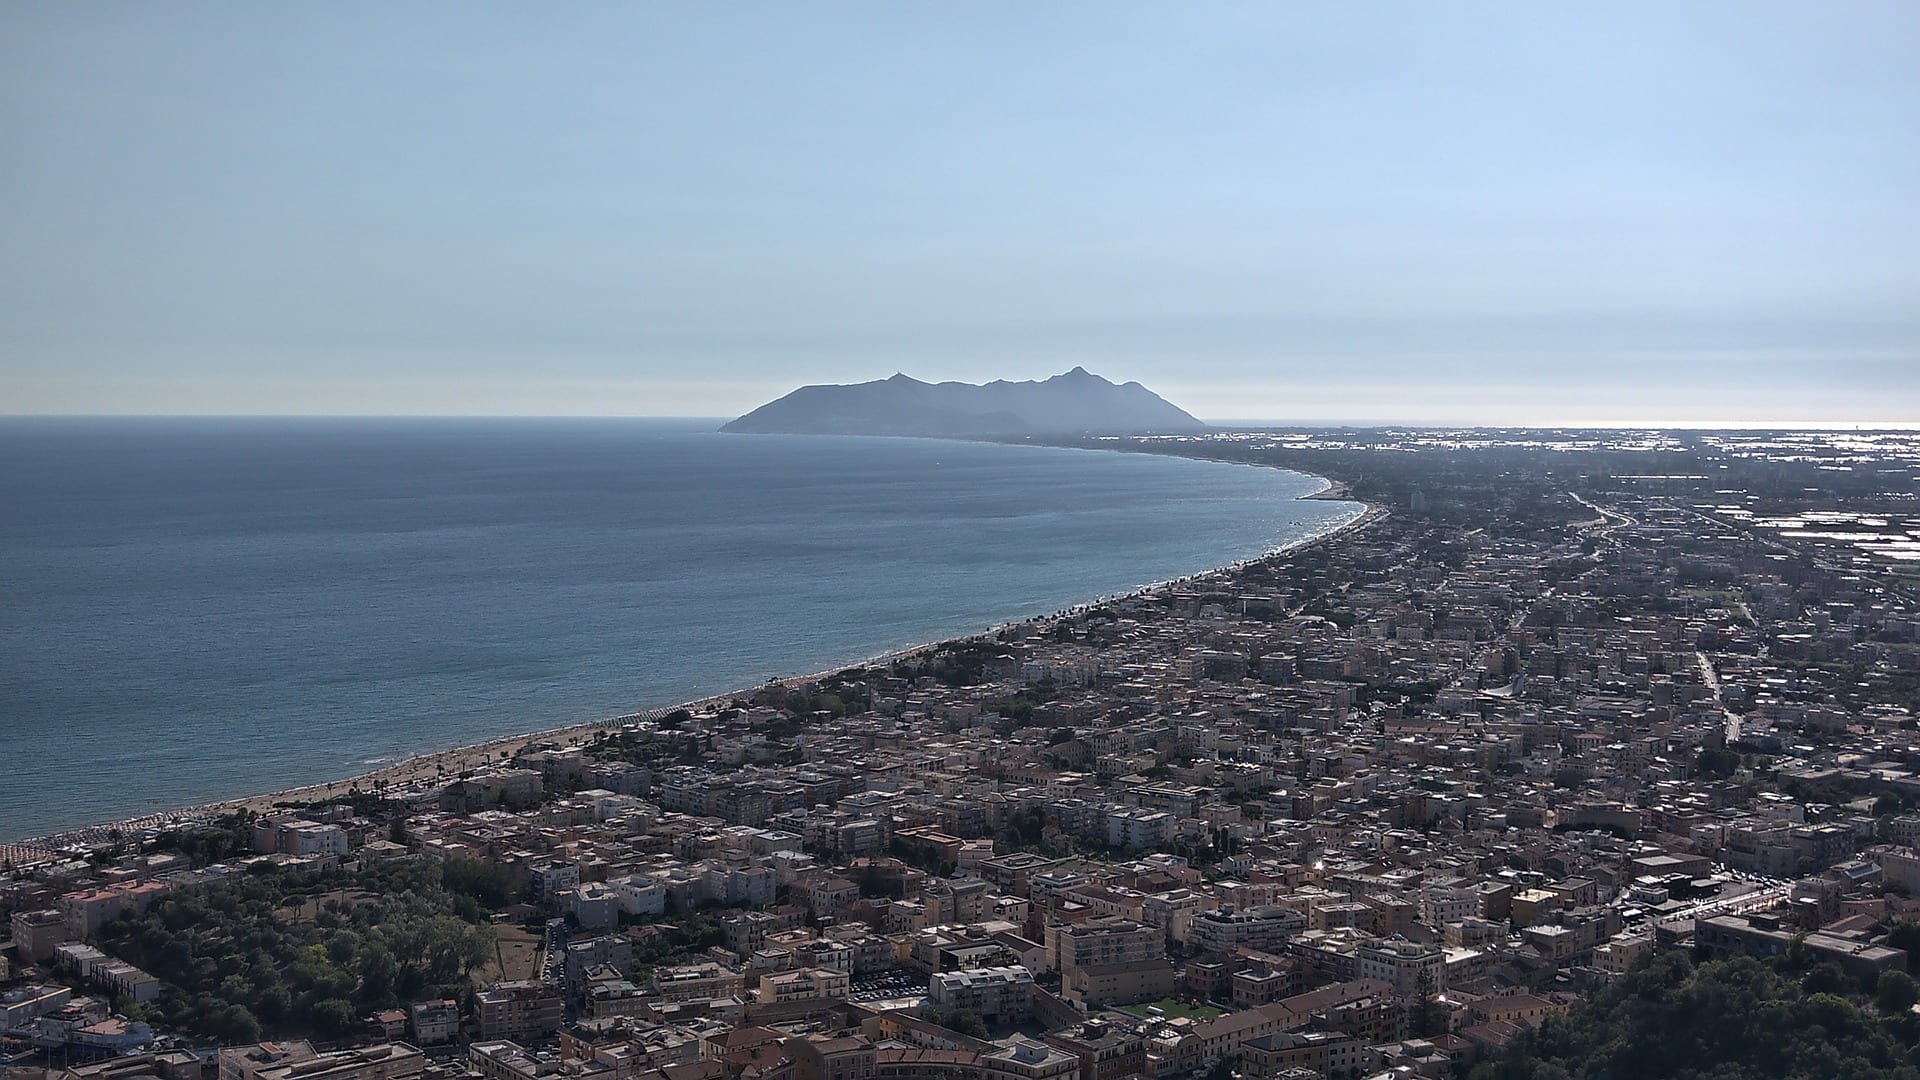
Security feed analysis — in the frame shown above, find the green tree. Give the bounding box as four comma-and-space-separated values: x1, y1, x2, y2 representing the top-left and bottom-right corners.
327, 929, 360, 965
310, 998, 357, 1035
1468, 952, 1920, 1080
1879, 970, 1919, 1014
215, 1005, 261, 1044
941, 1009, 988, 1038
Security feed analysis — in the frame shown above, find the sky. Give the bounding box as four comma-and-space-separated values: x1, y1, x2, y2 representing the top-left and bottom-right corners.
2, 3, 1917, 424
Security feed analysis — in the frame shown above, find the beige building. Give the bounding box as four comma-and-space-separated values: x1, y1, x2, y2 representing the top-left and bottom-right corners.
979, 1039, 1079, 1080
410, 1000, 461, 1045
1241, 1030, 1368, 1080
11, 910, 69, 963
254, 1045, 422, 1080
1355, 936, 1446, 999
1049, 918, 1163, 974
790, 1035, 876, 1080
1062, 959, 1177, 1008
653, 962, 747, 1003
220, 1042, 318, 1080
475, 982, 565, 1040
758, 967, 851, 1005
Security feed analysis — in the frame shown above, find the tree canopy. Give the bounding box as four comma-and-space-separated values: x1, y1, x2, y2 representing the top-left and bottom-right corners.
1471, 952, 1920, 1080
97, 858, 494, 1040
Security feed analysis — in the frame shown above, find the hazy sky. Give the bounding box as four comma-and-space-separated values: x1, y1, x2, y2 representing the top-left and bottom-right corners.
3, 3, 1917, 423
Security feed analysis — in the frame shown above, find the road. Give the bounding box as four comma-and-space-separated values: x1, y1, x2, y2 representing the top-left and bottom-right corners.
1653, 883, 1790, 933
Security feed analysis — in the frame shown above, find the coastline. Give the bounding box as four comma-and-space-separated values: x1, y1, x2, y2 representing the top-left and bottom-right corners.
6, 464, 1382, 857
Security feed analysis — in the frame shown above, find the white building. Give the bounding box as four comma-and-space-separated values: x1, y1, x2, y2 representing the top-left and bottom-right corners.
1355, 936, 1446, 999
527, 862, 580, 903
929, 965, 1034, 1021
1105, 809, 1175, 851
611, 875, 666, 917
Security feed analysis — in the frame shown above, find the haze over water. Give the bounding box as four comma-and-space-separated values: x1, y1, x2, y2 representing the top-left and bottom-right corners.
0, 419, 1358, 840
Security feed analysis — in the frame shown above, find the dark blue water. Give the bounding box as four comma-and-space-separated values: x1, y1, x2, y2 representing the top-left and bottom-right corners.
0, 418, 1357, 839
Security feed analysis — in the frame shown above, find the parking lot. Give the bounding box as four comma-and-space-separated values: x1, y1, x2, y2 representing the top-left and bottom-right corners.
848, 969, 926, 1005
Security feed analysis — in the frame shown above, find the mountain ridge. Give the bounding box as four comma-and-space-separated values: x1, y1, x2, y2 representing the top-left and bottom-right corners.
720, 368, 1207, 437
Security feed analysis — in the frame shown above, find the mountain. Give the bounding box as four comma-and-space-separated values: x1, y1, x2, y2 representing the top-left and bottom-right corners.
720, 368, 1207, 437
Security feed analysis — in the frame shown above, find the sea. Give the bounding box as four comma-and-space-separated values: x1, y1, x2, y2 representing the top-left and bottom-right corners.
0, 418, 1359, 841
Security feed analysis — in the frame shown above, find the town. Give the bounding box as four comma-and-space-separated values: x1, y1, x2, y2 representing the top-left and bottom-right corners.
7, 428, 1920, 1080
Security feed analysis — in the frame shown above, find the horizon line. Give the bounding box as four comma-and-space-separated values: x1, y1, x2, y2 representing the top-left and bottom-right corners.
5, 413, 1920, 432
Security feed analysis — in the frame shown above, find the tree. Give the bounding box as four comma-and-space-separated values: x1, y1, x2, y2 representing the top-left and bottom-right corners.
95, 855, 498, 1041
1694, 747, 1741, 779
215, 1005, 261, 1044
327, 929, 360, 965
940, 1009, 988, 1038
1467, 953, 1920, 1080
1879, 970, 1918, 1014
1887, 919, 1920, 962
1410, 966, 1448, 1037
310, 998, 357, 1035
1785, 931, 1810, 969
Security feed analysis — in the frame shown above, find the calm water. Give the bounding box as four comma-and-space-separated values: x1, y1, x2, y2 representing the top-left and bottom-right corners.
0, 418, 1357, 839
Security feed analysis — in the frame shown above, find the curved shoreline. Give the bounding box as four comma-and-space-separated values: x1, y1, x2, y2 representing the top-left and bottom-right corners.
5, 466, 1380, 855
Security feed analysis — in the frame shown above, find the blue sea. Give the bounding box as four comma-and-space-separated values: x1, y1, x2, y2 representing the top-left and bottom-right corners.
0, 418, 1357, 840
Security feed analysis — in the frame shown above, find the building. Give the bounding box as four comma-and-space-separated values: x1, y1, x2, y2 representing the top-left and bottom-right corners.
466, 1042, 541, 1080
252, 817, 350, 858
1105, 810, 1175, 852
220, 1043, 319, 1080
1047, 917, 1173, 1006
12, 910, 69, 962
924, 877, 992, 925
789, 1035, 876, 1080
0, 985, 74, 1034
758, 967, 850, 1005
366, 1011, 408, 1041
1421, 887, 1480, 928
583, 980, 646, 1019
1189, 907, 1306, 954
528, 863, 581, 904
1241, 1030, 1369, 1080
1050, 918, 1163, 975
981, 853, 1059, 897
29, 1010, 156, 1057
611, 876, 667, 917
1696, 914, 1907, 980
566, 934, 634, 983
928, 966, 1033, 1021
653, 962, 746, 1003
1354, 936, 1446, 1000
1061, 958, 1177, 1008
474, 983, 565, 1040
1044, 1020, 1147, 1080
253, 1046, 422, 1080
979, 1039, 1079, 1080
569, 883, 620, 932
54, 946, 160, 1004
409, 1000, 461, 1045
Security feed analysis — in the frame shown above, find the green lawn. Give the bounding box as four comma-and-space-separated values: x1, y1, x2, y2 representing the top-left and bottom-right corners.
1118, 997, 1223, 1021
